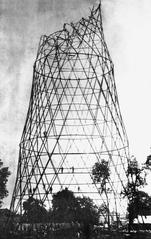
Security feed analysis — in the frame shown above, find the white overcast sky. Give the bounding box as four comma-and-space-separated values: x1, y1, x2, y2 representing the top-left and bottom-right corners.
0, 0, 151, 207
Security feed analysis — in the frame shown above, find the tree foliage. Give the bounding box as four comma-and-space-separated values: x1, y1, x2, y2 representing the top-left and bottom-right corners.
124, 157, 146, 200
23, 197, 48, 223
75, 196, 99, 226
92, 160, 110, 193
127, 158, 146, 190
51, 188, 99, 227
128, 191, 151, 220
123, 157, 149, 230
0, 159, 11, 207
92, 159, 110, 228
52, 188, 77, 223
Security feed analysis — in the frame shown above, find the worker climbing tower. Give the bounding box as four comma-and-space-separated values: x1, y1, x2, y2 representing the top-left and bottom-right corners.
10, 3, 130, 223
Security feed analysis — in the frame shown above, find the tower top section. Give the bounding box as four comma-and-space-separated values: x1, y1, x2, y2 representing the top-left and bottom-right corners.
35, 3, 105, 61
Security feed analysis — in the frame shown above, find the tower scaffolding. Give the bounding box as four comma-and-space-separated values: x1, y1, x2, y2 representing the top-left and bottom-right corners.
10, 3, 130, 223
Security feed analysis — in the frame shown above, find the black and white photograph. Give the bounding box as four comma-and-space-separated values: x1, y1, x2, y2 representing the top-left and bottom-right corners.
0, 0, 151, 238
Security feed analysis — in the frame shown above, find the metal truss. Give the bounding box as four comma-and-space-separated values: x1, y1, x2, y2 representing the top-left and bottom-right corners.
10, 3, 130, 224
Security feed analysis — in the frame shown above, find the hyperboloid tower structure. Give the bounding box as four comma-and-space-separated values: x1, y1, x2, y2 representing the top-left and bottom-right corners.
10, 3, 130, 223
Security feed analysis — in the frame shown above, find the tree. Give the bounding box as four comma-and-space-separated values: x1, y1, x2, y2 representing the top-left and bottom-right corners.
75, 196, 99, 239
75, 196, 99, 224
127, 191, 151, 223
23, 197, 48, 223
122, 157, 148, 231
51, 188, 100, 238
0, 159, 11, 207
52, 188, 77, 223
92, 159, 110, 228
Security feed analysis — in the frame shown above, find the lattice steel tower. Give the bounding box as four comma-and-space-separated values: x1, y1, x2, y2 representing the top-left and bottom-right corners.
10, 3, 130, 222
